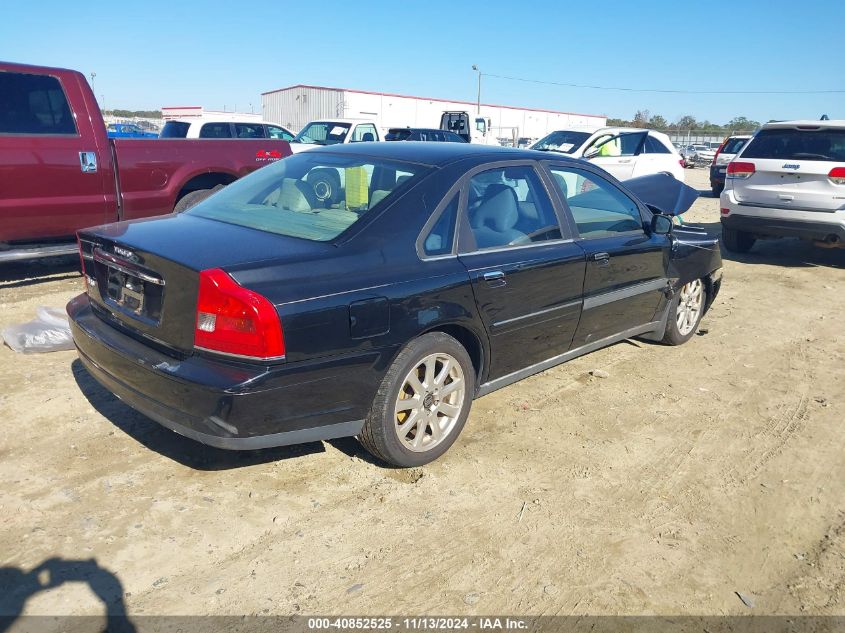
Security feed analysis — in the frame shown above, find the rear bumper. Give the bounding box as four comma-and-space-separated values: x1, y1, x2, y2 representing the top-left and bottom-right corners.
720, 213, 845, 242
68, 294, 382, 450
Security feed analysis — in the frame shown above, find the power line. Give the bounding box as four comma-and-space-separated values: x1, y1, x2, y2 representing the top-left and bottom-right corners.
483, 73, 845, 95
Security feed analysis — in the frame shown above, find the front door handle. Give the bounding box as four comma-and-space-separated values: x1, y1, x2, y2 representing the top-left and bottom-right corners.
483, 270, 506, 287
592, 252, 610, 267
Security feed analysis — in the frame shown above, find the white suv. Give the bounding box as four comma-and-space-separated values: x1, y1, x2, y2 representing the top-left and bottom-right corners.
531, 127, 685, 182
160, 117, 294, 140
720, 120, 845, 252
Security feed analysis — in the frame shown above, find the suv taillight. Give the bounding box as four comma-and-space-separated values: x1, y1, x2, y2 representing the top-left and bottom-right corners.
712, 142, 725, 165
195, 268, 285, 360
727, 161, 755, 179
829, 167, 845, 185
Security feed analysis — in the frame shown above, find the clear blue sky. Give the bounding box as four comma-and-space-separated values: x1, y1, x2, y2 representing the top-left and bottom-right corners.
1, 0, 842, 124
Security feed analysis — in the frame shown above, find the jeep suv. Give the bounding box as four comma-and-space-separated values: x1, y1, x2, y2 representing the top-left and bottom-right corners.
719, 120, 845, 252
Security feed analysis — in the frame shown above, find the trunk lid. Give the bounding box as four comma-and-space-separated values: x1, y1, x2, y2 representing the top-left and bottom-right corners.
78, 213, 332, 354
732, 126, 845, 213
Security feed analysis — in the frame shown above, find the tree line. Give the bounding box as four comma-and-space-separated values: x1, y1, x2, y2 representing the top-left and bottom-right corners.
607, 110, 760, 132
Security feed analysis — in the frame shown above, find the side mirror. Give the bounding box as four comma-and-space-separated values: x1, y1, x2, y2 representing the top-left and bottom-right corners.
650, 214, 673, 235
583, 148, 600, 159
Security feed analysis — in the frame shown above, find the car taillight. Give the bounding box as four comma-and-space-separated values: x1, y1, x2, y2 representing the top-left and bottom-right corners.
727, 162, 755, 179
678, 159, 685, 167
829, 167, 845, 185
712, 144, 724, 165
195, 268, 285, 360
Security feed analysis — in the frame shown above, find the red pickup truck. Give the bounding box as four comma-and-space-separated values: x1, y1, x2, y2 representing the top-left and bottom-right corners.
0, 61, 291, 262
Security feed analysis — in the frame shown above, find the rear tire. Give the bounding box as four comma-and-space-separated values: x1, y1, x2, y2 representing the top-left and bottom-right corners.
359, 332, 475, 467
721, 225, 755, 253
173, 185, 224, 213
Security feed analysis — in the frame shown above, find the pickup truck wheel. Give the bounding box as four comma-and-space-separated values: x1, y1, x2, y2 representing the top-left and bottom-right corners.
721, 226, 755, 253
173, 186, 222, 213
662, 278, 705, 345
359, 332, 475, 467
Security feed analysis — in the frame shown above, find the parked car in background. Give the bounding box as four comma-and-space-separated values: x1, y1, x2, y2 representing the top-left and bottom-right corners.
532, 127, 685, 181
385, 127, 466, 142
720, 120, 845, 252
691, 144, 716, 164
106, 123, 158, 138
709, 135, 752, 195
0, 61, 291, 262
160, 117, 294, 140
289, 118, 382, 153
68, 142, 721, 467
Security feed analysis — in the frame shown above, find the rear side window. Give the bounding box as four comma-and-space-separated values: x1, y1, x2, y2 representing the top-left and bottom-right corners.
643, 136, 671, 153
423, 195, 458, 256
199, 122, 232, 138
234, 123, 265, 138
0, 72, 76, 135
160, 121, 190, 138
742, 128, 845, 162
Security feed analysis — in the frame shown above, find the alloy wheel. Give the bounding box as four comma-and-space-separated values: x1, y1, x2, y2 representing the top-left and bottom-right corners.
676, 279, 704, 336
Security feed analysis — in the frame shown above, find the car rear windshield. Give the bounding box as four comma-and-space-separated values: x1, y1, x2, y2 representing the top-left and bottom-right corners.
742, 128, 845, 162
186, 153, 429, 242
532, 130, 591, 153
159, 121, 190, 138
720, 137, 749, 154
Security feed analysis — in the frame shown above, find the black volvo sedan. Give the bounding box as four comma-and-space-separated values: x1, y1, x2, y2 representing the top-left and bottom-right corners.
68, 143, 722, 467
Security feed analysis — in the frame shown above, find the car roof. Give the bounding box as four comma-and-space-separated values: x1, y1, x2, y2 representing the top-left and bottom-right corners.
302, 141, 578, 167
388, 127, 452, 133
761, 119, 845, 130
169, 117, 277, 125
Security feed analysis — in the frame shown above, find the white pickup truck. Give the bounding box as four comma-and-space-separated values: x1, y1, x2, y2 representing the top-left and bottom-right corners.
289, 119, 382, 153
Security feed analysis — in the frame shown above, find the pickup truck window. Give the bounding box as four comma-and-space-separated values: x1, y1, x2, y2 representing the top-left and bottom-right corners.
0, 72, 76, 135
351, 124, 378, 142
234, 123, 265, 139
294, 122, 351, 146
186, 153, 427, 242
199, 122, 233, 139
159, 121, 190, 137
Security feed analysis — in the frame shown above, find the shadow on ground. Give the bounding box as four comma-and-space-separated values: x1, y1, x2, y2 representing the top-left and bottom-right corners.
0, 256, 80, 290
0, 558, 135, 632
71, 359, 325, 470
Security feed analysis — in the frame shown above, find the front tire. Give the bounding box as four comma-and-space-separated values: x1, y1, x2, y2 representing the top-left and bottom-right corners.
662, 278, 705, 345
721, 225, 755, 253
359, 332, 475, 467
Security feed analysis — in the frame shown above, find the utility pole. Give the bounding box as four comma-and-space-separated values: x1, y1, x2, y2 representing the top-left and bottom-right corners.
472, 65, 481, 114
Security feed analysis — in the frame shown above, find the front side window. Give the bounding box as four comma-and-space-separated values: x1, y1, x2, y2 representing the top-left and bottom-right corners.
465, 165, 561, 250
186, 153, 427, 242
199, 122, 232, 138
351, 124, 378, 142
0, 72, 76, 135
588, 132, 646, 157
294, 122, 351, 145
234, 123, 265, 138
549, 167, 644, 238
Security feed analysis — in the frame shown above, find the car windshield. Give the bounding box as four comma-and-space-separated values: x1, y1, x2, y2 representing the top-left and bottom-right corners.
741, 128, 845, 162
721, 137, 749, 154
160, 121, 190, 138
294, 122, 351, 145
186, 152, 428, 241
531, 130, 591, 153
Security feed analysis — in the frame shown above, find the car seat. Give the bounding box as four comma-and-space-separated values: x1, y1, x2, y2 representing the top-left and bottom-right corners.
361, 132, 375, 142
469, 184, 526, 248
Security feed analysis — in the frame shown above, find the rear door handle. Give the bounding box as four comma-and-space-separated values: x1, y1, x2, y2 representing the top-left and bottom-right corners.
592, 252, 610, 267
483, 270, 506, 287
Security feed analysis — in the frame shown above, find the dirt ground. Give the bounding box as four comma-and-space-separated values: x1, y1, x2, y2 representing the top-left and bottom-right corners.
1, 167, 843, 619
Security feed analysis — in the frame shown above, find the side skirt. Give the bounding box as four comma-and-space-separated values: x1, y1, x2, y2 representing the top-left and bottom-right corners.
476, 319, 665, 398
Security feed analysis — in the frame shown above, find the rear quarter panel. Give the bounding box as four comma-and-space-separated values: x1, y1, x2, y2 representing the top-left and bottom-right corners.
113, 139, 290, 220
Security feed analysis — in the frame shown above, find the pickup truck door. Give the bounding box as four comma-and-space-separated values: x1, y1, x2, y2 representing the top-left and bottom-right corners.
0, 68, 111, 242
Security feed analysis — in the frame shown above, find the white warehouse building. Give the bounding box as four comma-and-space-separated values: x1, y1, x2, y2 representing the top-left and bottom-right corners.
261, 84, 606, 140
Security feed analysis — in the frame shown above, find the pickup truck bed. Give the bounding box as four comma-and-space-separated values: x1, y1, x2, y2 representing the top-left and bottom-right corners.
0, 61, 291, 259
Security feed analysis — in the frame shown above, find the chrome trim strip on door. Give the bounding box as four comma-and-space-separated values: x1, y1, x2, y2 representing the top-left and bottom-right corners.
582, 277, 667, 311
492, 299, 582, 329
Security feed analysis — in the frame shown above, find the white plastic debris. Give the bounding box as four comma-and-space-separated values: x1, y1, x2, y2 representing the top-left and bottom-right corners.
1, 306, 74, 353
